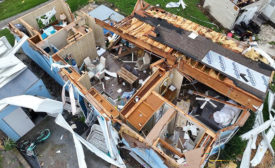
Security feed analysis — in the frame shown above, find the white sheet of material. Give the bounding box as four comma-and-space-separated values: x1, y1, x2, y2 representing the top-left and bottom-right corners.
6, 35, 28, 56
98, 116, 114, 158
55, 114, 87, 168
240, 104, 263, 167
251, 105, 263, 149
0, 95, 63, 117
97, 115, 125, 166
166, 0, 186, 10
241, 120, 273, 140
62, 81, 69, 105
250, 125, 275, 166
75, 132, 126, 168
37, 8, 56, 26
202, 50, 270, 93
50, 63, 71, 70
69, 84, 77, 115
240, 137, 253, 168
104, 70, 117, 78
213, 100, 240, 126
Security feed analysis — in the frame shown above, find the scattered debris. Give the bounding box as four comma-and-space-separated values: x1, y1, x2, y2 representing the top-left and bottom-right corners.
4, 0, 275, 167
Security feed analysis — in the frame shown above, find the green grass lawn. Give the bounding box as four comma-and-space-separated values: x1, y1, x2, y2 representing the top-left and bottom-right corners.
99, 0, 218, 30
67, 0, 89, 12
0, 28, 15, 46
0, 0, 48, 21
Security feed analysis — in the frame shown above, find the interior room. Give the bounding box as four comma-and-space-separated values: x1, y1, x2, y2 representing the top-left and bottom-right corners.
156, 111, 207, 155
176, 78, 244, 132
139, 102, 209, 163
147, 68, 244, 132
78, 39, 164, 109
18, 0, 73, 36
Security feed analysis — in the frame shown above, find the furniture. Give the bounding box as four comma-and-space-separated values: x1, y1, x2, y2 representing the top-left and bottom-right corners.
163, 85, 177, 102
136, 53, 151, 71
117, 67, 138, 89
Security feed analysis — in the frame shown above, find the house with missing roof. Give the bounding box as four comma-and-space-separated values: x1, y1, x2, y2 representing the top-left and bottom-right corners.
7, 0, 275, 167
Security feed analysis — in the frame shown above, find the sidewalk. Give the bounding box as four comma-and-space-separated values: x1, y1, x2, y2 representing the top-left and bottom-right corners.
0, 0, 54, 29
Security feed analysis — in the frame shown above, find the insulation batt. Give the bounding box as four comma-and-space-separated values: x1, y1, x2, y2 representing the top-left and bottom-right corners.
213, 100, 239, 126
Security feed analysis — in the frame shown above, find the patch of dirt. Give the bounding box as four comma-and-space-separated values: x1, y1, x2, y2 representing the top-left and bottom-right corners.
258, 25, 275, 58
79, 2, 98, 14
0, 150, 24, 168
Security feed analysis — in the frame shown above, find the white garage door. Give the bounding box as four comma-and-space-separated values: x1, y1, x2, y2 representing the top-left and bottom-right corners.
3, 108, 35, 137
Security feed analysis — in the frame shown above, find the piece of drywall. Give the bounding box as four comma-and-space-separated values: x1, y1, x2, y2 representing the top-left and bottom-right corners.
46, 29, 68, 49
83, 13, 105, 48
171, 69, 184, 98
78, 72, 92, 90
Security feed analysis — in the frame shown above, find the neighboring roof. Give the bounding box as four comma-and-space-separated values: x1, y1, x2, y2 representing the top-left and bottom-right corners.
0, 68, 38, 100
0, 36, 26, 88
88, 5, 125, 22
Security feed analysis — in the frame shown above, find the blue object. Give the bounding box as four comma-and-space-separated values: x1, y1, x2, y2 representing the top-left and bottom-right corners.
41, 33, 48, 40
71, 59, 77, 66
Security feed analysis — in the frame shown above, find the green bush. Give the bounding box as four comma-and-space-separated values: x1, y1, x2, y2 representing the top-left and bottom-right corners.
3, 138, 16, 151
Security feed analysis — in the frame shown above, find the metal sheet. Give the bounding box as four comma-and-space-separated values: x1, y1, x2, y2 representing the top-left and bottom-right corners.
88, 5, 124, 22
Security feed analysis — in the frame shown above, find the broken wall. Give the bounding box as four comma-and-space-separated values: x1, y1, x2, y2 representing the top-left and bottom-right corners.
81, 13, 105, 48
20, 0, 72, 31
171, 69, 184, 98
153, 71, 172, 94
57, 30, 98, 66
78, 72, 92, 90
203, 0, 239, 29
38, 29, 68, 49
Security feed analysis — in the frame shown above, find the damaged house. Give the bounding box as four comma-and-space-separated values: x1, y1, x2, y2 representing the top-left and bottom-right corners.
203, 0, 275, 29
7, 0, 275, 167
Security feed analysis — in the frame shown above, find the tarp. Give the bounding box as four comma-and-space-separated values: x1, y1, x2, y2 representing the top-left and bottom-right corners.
166, 0, 186, 10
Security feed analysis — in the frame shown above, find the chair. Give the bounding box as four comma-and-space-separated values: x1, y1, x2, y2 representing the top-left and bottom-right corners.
84, 56, 106, 80
83, 57, 95, 71
136, 53, 151, 71
95, 57, 106, 80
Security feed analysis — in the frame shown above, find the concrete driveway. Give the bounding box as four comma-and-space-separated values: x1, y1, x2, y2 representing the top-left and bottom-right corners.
19, 116, 110, 168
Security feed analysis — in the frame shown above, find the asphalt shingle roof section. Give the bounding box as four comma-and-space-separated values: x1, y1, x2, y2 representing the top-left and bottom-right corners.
132, 13, 274, 100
